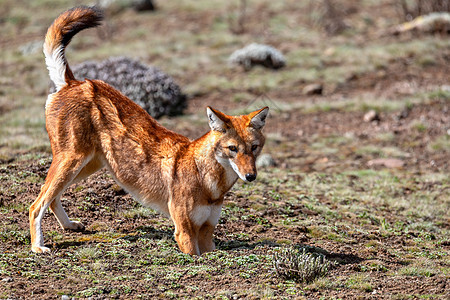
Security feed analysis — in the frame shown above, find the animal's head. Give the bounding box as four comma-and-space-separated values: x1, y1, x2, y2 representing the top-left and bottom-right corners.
207, 106, 269, 182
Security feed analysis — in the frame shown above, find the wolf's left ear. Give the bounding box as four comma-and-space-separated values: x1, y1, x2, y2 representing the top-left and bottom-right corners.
249, 107, 269, 129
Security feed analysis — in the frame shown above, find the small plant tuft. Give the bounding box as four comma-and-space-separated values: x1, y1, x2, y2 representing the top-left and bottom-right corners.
0, 229, 30, 245
273, 247, 331, 283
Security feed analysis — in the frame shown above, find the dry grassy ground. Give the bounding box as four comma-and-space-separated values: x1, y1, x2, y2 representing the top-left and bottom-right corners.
0, 0, 449, 299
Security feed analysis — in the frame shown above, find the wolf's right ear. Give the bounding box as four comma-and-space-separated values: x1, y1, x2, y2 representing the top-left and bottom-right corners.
207, 107, 229, 132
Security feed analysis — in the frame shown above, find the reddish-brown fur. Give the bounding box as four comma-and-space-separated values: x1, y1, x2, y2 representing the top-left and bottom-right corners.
30, 6, 268, 255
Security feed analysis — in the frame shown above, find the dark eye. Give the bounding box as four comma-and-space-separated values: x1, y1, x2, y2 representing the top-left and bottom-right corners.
228, 145, 238, 152
251, 145, 258, 151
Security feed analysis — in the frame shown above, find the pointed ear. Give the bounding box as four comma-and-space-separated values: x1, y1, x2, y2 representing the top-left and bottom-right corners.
248, 107, 269, 129
207, 107, 229, 132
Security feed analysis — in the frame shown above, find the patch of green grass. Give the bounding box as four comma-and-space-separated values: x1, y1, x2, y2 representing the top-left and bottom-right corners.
75, 247, 101, 259
0, 226, 30, 245
286, 169, 449, 237
358, 260, 389, 273
416, 54, 436, 67
119, 207, 158, 219
427, 88, 450, 101
309, 276, 343, 290
77, 286, 108, 297
396, 265, 437, 277
428, 134, 450, 152
354, 144, 383, 157
345, 274, 373, 292
411, 120, 428, 132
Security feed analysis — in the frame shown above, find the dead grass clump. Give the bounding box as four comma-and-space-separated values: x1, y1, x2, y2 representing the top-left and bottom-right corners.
273, 247, 331, 283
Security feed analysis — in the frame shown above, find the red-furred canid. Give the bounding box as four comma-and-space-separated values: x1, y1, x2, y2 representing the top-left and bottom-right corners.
30, 6, 269, 255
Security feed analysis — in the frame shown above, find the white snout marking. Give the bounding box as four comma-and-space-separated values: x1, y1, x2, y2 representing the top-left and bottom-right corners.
229, 160, 247, 182
190, 205, 222, 226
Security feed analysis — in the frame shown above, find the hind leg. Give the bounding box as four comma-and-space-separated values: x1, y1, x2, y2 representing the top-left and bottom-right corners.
50, 196, 85, 231
49, 158, 102, 231
29, 154, 92, 253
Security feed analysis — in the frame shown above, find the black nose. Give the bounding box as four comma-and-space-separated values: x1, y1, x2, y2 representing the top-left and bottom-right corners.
245, 173, 256, 182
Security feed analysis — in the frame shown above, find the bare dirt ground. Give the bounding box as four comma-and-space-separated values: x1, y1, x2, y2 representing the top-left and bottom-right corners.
0, 0, 449, 299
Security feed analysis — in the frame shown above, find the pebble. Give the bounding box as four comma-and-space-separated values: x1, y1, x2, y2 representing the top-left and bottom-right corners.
367, 158, 404, 168
302, 83, 323, 95
256, 154, 276, 168
363, 110, 379, 122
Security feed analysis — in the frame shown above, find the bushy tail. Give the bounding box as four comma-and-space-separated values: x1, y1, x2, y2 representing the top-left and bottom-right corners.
44, 6, 103, 91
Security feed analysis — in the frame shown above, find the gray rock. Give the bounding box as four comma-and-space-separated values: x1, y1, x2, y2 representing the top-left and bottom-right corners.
97, 0, 155, 13
302, 83, 323, 95
228, 43, 286, 70
256, 154, 276, 168
133, 0, 155, 11
363, 110, 379, 122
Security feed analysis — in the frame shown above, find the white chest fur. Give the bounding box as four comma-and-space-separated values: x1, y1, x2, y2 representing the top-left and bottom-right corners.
190, 204, 222, 227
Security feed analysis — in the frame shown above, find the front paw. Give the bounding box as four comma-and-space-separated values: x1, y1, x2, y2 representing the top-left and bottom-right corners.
31, 245, 51, 253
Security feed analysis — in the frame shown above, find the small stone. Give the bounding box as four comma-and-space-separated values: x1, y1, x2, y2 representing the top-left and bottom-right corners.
367, 158, 404, 168
61, 295, 70, 300
2, 277, 13, 282
344, 131, 355, 139
363, 110, 379, 122
253, 225, 266, 233
228, 43, 286, 70
324, 47, 336, 56
256, 154, 276, 168
98, 0, 155, 13
302, 83, 323, 95
396, 108, 410, 120
316, 157, 328, 164
133, 0, 156, 11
